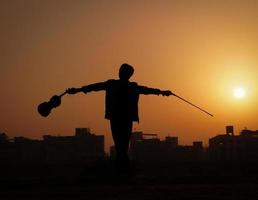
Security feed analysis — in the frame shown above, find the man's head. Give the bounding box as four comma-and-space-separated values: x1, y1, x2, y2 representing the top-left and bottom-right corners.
119, 63, 134, 81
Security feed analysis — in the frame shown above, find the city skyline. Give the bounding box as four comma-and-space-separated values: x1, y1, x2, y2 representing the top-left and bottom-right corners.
1, 125, 257, 153
1, 127, 258, 199
1, 126, 258, 163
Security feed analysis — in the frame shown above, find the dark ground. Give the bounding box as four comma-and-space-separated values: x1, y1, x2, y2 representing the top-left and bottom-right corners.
1, 161, 258, 200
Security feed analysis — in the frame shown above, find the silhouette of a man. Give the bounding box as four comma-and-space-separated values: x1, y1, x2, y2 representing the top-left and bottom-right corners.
67, 63, 173, 173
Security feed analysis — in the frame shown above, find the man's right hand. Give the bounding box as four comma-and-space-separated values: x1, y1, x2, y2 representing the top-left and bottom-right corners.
66, 88, 80, 94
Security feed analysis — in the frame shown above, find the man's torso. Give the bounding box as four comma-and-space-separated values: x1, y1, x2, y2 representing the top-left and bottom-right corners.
105, 80, 139, 122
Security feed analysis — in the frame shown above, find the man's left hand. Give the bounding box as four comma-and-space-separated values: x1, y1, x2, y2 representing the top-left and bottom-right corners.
161, 90, 174, 96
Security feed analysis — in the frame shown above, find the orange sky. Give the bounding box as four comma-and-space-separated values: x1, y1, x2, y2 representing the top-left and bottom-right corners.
1, 0, 257, 151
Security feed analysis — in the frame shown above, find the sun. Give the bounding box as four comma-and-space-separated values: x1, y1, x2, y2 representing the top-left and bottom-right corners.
233, 87, 246, 99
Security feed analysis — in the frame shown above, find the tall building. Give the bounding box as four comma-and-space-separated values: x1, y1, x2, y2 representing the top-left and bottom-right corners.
129, 132, 161, 162
43, 128, 105, 164
0, 133, 8, 143
209, 126, 258, 161
127, 131, 204, 163
12, 137, 44, 163
0, 128, 105, 164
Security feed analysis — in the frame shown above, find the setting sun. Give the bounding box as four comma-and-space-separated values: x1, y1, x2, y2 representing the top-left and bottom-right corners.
233, 87, 246, 99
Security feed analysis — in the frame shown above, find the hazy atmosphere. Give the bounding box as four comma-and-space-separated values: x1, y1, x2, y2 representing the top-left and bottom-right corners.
1, 0, 257, 151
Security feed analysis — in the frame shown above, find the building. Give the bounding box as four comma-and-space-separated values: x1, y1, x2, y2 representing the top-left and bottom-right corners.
43, 128, 105, 164
0, 133, 16, 163
130, 132, 161, 162
110, 131, 205, 163
13, 137, 44, 163
209, 126, 258, 161
0, 128, 105, 164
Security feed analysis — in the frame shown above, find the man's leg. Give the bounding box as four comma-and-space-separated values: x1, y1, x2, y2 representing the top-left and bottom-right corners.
110, 119, 133, 173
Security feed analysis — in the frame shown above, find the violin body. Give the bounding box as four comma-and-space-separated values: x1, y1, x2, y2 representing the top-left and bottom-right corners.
37, 93, 65, 117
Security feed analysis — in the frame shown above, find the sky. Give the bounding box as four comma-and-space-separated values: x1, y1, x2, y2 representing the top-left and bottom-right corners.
0, 0, 257, 151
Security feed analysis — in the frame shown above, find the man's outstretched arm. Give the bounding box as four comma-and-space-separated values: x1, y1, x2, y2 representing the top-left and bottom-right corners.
138, 85, 174, 96
66, 81, 108, 95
